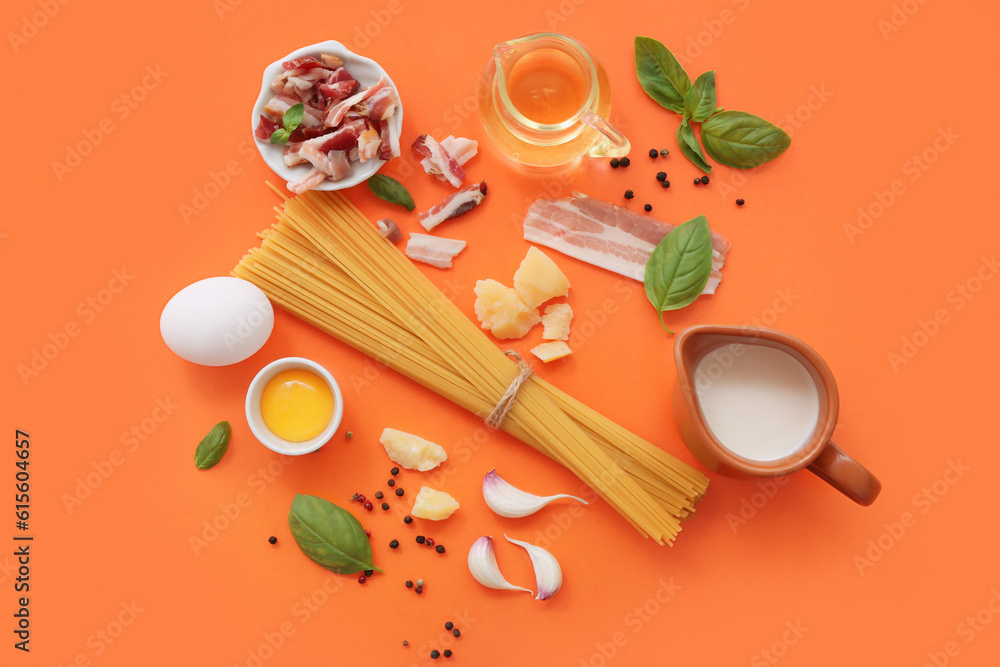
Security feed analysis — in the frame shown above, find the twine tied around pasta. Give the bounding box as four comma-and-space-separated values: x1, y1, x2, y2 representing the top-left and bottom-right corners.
484, 351, 533, 429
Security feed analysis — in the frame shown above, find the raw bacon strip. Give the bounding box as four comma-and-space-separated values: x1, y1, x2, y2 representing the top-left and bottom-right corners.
323, 75, 389, 128
411, 134, 466, 187
378, 121, 401, 160
283, 56, 325, 70
318, 118, 366, 152
287, 167, 328, 195
255, 115, 278, 141
282, 143, 307, 167
355, 85, 399, 122
357, 125, 381, 162
522, 192, 730, 292
405, 233, 467, 268
420, 135, 478, 182
417, 182, 488, 231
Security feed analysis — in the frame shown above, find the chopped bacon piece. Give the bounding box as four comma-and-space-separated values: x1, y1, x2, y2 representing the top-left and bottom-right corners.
320, 54, 345, 69
411, 134, 466, 188
263, 95, 323, 128
378, 121, 400, 161
419, 135, 477, 183
323, 75, 389, 128
522, 193, 730, 292
315, 118, 365, 152
255, 115, 279, 141
319, 79, 357, 102
417, 182, 488, 231
357, 125, 381, 162
405, 233, 467, 269
356, 85, 399, 122
282, 143, 307, 167
376, 218, 403, 243
283, 56, 324, 70
287, 125, 333, 143
287, 167, 328, 194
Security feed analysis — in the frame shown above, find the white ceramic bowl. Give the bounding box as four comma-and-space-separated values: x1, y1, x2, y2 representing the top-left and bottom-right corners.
245, 357, 344, 455
251, 40, 403, 191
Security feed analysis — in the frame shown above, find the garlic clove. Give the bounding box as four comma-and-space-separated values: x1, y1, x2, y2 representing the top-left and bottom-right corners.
505, 535, 563, 601
482, 469, 588, 518
467, 536, 532, 594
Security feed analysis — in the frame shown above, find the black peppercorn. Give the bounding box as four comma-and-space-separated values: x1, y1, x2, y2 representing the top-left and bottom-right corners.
395, 488, 404, 496
436, 545, 445, 553
700, 175, 710, 184
620, 156, 630, 167
405, 580, 414, 588
381, 502, 390, 510
648, 148, 658, 158
656, 171, 666, 181
416, 535, 426, 544
644, 204, 652, 212
444, 649, 453, 658
390, 466, 400, 476
364, 569, 374, 577
431, 650, 440, 659
390, 539, 399, 549
662, 180, 671, 188
403, 515, 413, 524
453, 629, 461, 637
610, 157, 620, 168
268, 536, 277, 545
624, 190, 634, 199
375, 491, 383, 499
693, 178, 701, 185
736, 198, 745, 206
387, 479, 396, 486
445, 622, 454, 630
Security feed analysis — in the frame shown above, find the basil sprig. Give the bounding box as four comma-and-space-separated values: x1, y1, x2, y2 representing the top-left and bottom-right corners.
288, 494, 381, 575
194, 421, 231, 470
367, 173, 415, 211
269, 103, 304, 145
644, 215, 714, 334
635, 37, 790, 173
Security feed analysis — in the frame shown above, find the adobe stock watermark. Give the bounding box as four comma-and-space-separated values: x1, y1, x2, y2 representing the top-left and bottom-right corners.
877, 0, 932, 41
854, 458, 969, 575
17, 267, 135, 385
887, 254, 997, 373
7, 0, 71, 54
844, 126, 959, 244
52, 66, 169, 182
674, 0, 754, 67
189, 455, 299, 556
577, 577, 682, 666
348, 0, 406, 52
565, 280, 636, 353
62, 397, 180, 514
56, 600, 145, 666
179, 137, 257, 223
750, 620, 810, 666
921, 588, 1000, 667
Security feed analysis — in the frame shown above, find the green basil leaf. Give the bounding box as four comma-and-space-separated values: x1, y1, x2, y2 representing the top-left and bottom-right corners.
684, 71, 717, 123
269, 128, 290, 145
701, 110, 791, 169
367, 173, 415, 211
676, 118, 712, 174
644, 215, 713, 334
634, 37, 691, 111
194, 421, 231, 470
283, 103, 305, 132
288, 494, 381, 574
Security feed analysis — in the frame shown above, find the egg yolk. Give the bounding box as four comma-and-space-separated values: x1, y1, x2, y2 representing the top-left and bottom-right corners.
260, 369, 334, 442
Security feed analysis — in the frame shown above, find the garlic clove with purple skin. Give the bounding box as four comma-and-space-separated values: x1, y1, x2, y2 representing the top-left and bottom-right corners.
482, 469, 588, 518
505, 535, 563, 601
467, 536, 532, 594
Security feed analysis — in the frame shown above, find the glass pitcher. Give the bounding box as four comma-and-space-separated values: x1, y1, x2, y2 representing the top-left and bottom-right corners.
479, 32, 630, 168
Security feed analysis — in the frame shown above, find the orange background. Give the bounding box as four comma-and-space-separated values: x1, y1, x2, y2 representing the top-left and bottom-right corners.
3, 0, 999, 665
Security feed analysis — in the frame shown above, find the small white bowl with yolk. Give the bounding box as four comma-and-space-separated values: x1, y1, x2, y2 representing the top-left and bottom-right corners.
246, 357, 344, 455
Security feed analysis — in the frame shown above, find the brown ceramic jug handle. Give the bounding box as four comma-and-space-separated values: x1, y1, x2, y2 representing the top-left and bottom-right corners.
807, 441, 881, 506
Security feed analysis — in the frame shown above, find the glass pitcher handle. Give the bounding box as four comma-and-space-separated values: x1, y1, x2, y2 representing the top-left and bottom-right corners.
581, 111, 631, 158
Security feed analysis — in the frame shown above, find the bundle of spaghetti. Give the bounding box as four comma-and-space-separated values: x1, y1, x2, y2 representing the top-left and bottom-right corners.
234, 189, 708, 544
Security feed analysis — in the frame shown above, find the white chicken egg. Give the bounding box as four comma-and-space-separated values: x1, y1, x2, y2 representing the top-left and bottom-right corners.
160, 277, 274, 366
